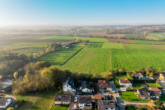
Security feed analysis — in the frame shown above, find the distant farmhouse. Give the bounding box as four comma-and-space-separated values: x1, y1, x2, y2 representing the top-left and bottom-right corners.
62, 78, 76, 93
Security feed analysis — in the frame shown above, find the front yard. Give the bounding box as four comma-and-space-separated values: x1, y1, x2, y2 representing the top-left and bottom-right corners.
120, 91, 149, 102
133, 83, 145, 89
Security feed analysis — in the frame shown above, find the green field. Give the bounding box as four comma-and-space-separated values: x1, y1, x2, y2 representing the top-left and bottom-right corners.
124, 34, 143, 39
14, 88, 58, 110
33, 47, 82, 65
51, 106, 69, 110
13, 48, 45, 56
120, 91, 149, 102
147, 33, 165, 39
76, 37, 109, 43
75, 43, 103, 48
124, 44, 157, 50
102, 43, 124, 49
110, 49, 165, 71
0, 42, 48, 50
42, 36, 75, 39
60, 48, 111, 74
147, 83, 162, 88
131, 40, 165, 45
87, 29, 106, 32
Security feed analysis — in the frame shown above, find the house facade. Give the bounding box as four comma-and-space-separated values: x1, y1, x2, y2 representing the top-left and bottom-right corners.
78, 96, 92, 109
98, 80, 112, 92
137, 89, 160, 99
54, 94, 71, 105
119, 78, 132, 87
62, 78, 76, 93
97, 100, 117, 110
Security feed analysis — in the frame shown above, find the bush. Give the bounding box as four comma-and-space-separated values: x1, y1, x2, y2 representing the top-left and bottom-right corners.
16, 100, 24, 107
133, 79, 156, 83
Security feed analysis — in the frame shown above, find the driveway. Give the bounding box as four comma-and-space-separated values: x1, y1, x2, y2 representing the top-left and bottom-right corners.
109, 81, 117, 93
69, 95, 79, 110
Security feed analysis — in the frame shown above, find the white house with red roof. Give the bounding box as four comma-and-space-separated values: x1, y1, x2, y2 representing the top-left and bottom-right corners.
119, 78, 132, 87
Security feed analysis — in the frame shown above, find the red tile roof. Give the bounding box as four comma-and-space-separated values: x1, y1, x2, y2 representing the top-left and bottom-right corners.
119, 78, 132, 84
98, 80, 112, 88
148, 88, 161, 92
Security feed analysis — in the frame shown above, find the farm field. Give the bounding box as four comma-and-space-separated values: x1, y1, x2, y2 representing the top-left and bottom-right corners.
107, 39, 137, 44
13, 48, 45, 56
85, 43, 103, 48
60, 48, 111, 74
110, 49, 165, 71
124, 34, 143, 39
120, 91, 149, 102
131, 40, 165, 45
123, 44, 157, 50
101, 43, 124, 49
14, 88, 58, 110
0, 42, 48, 50
146, 33, 165, 39
42, 36, 75, 40
152, 45, 165, 50
33, 47, 82, 65
76, 37, 109, 43
87, 29, 106, 32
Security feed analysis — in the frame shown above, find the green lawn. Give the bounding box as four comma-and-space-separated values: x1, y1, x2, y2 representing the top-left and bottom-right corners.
42, 36, 75, 40
33, 47, 82, 65
124, 44, 157, 50
102, 43, 124, 49
60, 48, 111, 74
13, 48, 45, 56
76, 37, 109, 43
147, 83, 162, 88
160, 94, 165, 102
120, 91, 149, 102
51, 106, 69, 110
133, 83, 145, 89
14, 88, 58, 110
131, 40, 165, 45
124, 34, 143, 39
147, 33, 165, 39
110, 49, 165, 71
0, 42, 48, 50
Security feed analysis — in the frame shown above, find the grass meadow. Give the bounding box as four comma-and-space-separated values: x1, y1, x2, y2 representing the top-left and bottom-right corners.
76, 37, 109, 43
110, 49, 165, 71
131, 40, 165, 45
14, 88, 58, 110
60, 48, 111, 74
33, 47, 82, 66
124, 34, 143, 39
101, 43, 124, 49
147, 33, 165, 39
42, 36, 75, 40
13, 48, 45, 56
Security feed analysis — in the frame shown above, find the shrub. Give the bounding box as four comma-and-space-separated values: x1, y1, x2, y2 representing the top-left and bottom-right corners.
16, 100, 24, 107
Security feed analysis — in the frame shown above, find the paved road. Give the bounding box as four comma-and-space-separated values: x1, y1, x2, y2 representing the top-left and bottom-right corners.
109, 81, 117, 93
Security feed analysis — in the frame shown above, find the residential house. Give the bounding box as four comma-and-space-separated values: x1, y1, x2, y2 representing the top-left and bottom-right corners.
98, 80, 112, 92
97, 100, 117, 110
141, 85, 149, 88
0, 98, 11, 109
148, 88, 161, 94
62, 78, 76, 93
150, 91, 160, 99
159, 73, 165, 80
137, 89, 150, 99
2, 85, 12, 93
133, 73, 146, 79
119, 78, 132, 87
91, 94, 105, 103
120, 86, 128, 91
80, 81, 94, 93
78, 96, 92, 109
54, 93, 71, 105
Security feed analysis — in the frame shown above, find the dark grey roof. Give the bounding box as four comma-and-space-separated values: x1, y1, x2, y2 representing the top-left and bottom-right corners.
0, 98, 8, 106
161, 73, 165, 77
62, 78, 76, 90
55, 93, 71, 102
2, 85, 12, 92
138, 73, 145, 78
150, 91, 160, 97
78, 96, 92, 103
98, 100, 116, 110
82, 81, 90, 89
138, 89, 150, 97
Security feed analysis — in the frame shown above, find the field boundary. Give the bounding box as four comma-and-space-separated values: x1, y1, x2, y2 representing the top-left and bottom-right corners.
60, 47, 83, 65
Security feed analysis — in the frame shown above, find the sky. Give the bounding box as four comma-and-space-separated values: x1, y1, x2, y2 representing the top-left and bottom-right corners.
0, 0, 165, 27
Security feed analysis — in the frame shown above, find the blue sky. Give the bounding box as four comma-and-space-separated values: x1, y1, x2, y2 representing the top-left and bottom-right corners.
0, 0, 165, 26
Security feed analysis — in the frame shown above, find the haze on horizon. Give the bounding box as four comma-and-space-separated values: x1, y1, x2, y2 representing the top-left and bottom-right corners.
0, 0, 165, 27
